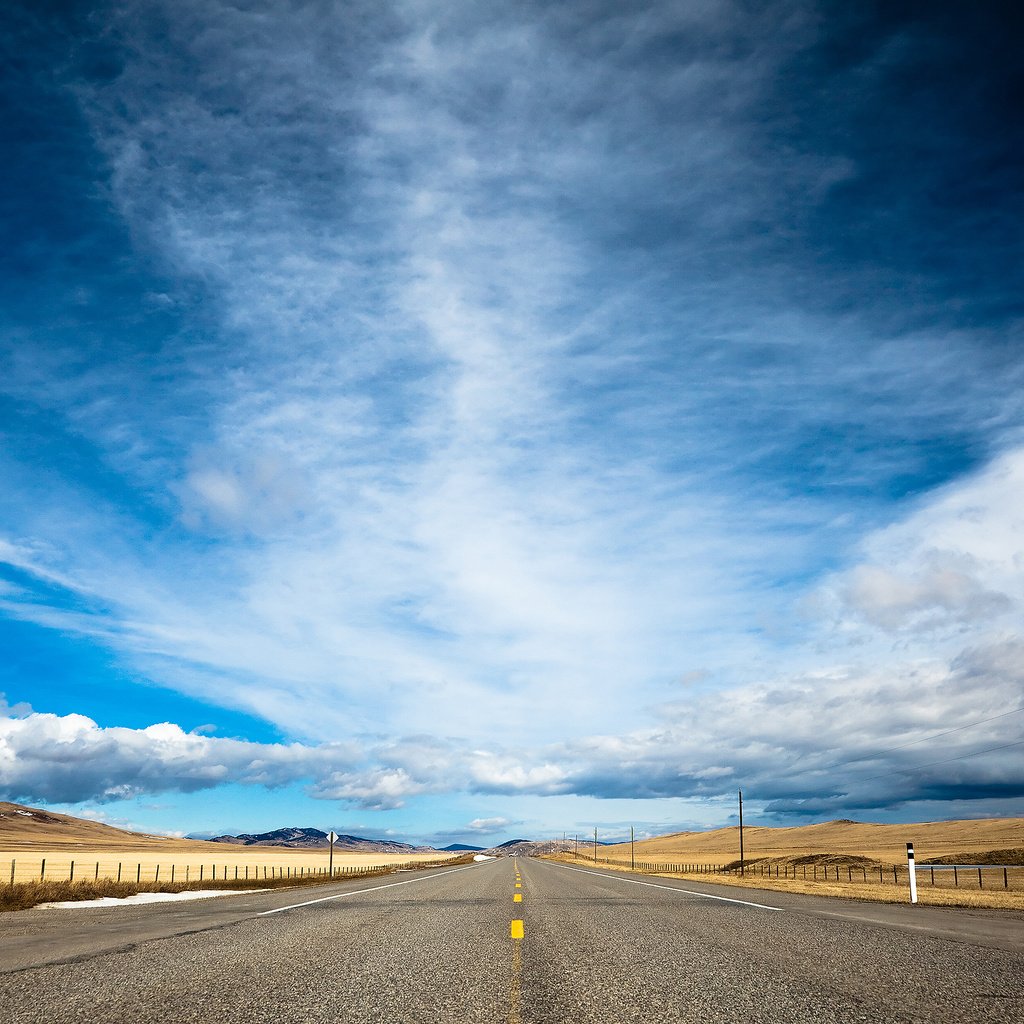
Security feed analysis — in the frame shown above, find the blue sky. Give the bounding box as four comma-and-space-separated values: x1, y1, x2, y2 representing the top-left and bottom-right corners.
1, 1, 1022, 847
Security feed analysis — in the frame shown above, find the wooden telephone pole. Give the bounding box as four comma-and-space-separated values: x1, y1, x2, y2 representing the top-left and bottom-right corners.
738, 790, 744, 877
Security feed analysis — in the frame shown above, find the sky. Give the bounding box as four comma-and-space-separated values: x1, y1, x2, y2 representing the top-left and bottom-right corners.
1, 1, 1022, 848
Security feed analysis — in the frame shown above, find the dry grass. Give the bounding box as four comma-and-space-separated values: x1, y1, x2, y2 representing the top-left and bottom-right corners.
0, 848, 458, 885
601, 816, 1024, 866
1, 854, 475, 912
546, 853, 1024, 909
545, 817, 1024, 911
0, 802, 458, 885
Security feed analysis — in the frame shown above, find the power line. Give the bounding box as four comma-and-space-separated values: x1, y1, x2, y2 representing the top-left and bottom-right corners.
784, 705, 1024, 779
851, 738, 1024, 786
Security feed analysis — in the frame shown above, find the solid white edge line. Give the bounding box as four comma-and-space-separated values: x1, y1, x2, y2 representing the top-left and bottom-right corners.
258, 863, 480, 916
555, 863, 782, 911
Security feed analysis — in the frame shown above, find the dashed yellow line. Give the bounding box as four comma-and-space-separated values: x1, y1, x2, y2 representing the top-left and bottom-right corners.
509, 933, 523, 1024
509, 865, 524, 1024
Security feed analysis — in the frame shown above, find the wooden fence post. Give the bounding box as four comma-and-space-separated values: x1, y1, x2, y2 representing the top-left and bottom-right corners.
40, 859, 45, 880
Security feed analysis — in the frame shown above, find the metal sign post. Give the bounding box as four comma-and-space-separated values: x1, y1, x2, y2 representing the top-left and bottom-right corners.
328, 830, 338, 878
907, 842, 918, 904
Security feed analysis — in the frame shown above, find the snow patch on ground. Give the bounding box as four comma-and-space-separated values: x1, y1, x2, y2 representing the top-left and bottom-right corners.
36, 889, 260, 910
473, 854, 495, 861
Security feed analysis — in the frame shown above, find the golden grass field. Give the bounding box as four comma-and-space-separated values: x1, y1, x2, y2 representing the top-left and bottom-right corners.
602, 816, 1024, 865
2, 849, 457, 884
0, 802, 457, 884
549, 817, 1024, 910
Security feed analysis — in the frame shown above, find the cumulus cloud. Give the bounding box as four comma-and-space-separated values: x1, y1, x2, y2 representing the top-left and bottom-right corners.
0, 703, 359, 805
841, 560, 1011, 632
827, 447, 1024, 637
4, 621, 1022, 816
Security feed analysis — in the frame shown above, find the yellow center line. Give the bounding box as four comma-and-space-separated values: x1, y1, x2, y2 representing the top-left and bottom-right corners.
509, 932, 523, 1024
507, 868, 524, 1019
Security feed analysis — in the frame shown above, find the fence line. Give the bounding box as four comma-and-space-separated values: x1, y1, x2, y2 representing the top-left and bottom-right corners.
569, 852, 1021, 891
5, 856, 456, 887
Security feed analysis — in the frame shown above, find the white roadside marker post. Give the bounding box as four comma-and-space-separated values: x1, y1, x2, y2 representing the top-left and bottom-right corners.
907, 842, 918, 904
328, 830, 338, 878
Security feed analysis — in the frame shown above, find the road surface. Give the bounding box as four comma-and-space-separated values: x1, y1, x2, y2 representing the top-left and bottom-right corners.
0, 857, 1021, 1023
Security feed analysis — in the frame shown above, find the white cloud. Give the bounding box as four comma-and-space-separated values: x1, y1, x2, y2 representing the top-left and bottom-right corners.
465, 816, 516, 834
827, 447, 1024, 637
841, 559, 1011, 631
0, 703, 360, 805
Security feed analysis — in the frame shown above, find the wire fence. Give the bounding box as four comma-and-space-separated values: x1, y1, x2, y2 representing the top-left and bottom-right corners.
572, 853, 1023, 891
5, 856, 455, 886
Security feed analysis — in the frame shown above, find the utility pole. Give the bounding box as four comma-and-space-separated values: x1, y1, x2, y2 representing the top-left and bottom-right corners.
594, 827, 598, 863
630, 825, 635, 870
738, 790, 744, 877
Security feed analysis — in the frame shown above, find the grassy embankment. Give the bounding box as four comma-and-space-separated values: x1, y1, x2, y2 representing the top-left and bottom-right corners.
0, 801, 468, 911
545, 818, 1024, 910
1, 854, 473, 912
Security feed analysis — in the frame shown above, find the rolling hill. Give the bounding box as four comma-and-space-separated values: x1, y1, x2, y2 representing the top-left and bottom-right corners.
207, 827, 429, 853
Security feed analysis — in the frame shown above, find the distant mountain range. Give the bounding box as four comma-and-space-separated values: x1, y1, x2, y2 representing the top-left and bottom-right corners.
0, 802, 606, 858
203, 826, 431, 853
481, 838, 583, 857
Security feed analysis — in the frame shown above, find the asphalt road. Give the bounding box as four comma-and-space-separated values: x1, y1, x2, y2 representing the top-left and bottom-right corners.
0, 857, 1021, 1023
